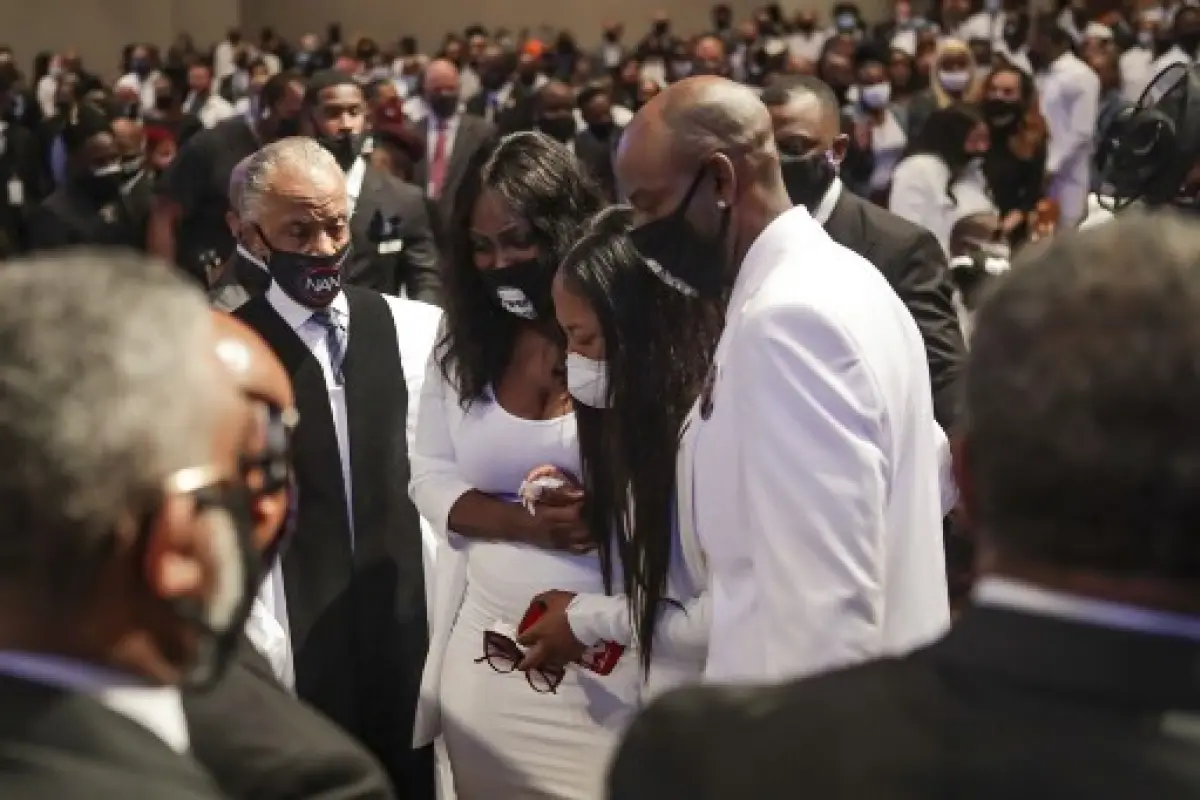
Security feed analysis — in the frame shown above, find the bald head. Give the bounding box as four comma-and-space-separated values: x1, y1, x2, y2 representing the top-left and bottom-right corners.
625, 76, 776, 175
110, 117, 144, 162
617, 76, 791, 292
425, 58, 460, 94
211, 312, 293, 410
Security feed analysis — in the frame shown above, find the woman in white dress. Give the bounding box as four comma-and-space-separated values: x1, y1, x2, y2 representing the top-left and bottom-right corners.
410, 132, 634, 800
889, 103, 998, 256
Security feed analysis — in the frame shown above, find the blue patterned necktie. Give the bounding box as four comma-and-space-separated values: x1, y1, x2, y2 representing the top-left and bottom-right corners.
310, 309, 347, 386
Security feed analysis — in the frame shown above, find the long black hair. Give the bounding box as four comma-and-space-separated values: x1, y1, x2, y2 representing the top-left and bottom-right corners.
904, 102, 985, 202
439, 131, 606, 406
558, 206, 722, 672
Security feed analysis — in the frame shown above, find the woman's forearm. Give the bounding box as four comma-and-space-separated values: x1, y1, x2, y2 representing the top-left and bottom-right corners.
446, 489, 535, 543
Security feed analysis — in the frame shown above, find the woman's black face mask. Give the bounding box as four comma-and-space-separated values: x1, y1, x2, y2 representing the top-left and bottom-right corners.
628, 167, 732, 299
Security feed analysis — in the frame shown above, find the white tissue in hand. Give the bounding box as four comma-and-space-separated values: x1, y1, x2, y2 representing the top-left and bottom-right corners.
518, 475, 568, 513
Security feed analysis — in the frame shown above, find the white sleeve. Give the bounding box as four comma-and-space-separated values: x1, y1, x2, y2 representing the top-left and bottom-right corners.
1047, 76, 1099, 175
566, 592, 710, 663
408, 347, 474, 540
740, 302, 888, 680
888, 159, 937, 232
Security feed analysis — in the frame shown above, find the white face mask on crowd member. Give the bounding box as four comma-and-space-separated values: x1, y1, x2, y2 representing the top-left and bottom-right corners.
566, 351, 609, 408
939, 69, 972, 93
860, 82, 892, 109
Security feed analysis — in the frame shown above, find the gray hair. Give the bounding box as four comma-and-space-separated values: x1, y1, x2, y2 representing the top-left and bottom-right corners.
239, 136, 344, 223
0, 252, 223, 588
228, 152, 256, 210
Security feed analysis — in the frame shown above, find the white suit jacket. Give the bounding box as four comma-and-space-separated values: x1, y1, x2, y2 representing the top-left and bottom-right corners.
683, 205, 950, 684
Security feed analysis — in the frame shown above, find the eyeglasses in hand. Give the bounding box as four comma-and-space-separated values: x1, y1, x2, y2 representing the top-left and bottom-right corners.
475, 630, 565, 694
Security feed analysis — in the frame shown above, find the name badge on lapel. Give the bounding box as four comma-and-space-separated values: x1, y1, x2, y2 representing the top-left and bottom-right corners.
99, 203, 119, 224
7, 178, 23, 207
376, 214, 404, 255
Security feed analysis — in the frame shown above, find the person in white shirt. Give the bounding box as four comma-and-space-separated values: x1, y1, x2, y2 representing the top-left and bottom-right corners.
409, 132, 637, 800
230, 137, 442, 797
854, 45, 909, 202
617, 76, 949, 685
1031, 13, 1101, 227
0, 251, 252, 799
182, 61, 235, 130
516, 205, 720, 700
891, 103, 998, 255
1120, 8, 1189, 103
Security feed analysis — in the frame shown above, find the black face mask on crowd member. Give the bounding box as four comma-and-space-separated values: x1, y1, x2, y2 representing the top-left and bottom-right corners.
478, 258, 554, 320
780, 150, 838, 211
316, 130, 366, 171
629, 167, 732, 298
427, 92, 459, 119
270, 112, 302, 139
983, 98, 1022, 132
154, 92, 173, 112
538, 115, 577, 143
1178, 30, 1200, 54
588, 120, 614, 140
253, 226, 351, 308
76, 163, 124, 205
120, 155, 144, 180
147, 472, 261, 688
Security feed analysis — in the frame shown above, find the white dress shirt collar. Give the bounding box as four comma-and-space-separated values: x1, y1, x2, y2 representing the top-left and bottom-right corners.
0, 650, 190, 752
811, 176, 844, 226
974, 576, 1200, 642
729, 204, 819, 313
267, 282, 349, 333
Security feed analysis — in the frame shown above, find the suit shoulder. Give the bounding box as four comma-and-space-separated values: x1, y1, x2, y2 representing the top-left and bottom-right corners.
381, 294, 443, 332
858, 197, 935, 248
373, 169, 426, 204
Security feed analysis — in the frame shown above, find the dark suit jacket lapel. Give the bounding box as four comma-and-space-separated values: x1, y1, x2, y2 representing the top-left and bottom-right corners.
825, 190, 880, 262
233, 296, 356, 718
347, 167, 384, 287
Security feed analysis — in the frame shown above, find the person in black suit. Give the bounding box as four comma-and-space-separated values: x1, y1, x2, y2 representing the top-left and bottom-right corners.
762, 75, 965, 429
28, 107, 145, 252
610, 214, 1200, 800
0, 70, 46, 258
231, 137, 440, 799
185, 311, 394, 800
303, 71, 442, 305
573, 83, 622, 201
0, 251, 256, 799
412, 59, 495, 236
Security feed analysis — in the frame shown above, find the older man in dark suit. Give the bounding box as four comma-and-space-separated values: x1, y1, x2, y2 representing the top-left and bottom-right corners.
610, 214, 1200, 800
762, 75, 965, 429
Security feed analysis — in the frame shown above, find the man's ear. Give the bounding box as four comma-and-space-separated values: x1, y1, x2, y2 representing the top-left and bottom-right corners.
830, 133, 850, 168
142, 492, 206, 603
709, 151, 739, 208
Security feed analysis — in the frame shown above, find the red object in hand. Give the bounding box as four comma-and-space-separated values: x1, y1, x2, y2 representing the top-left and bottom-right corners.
518, 599, 626, 676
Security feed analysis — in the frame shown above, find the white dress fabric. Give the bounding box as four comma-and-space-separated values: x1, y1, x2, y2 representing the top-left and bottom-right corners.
413, 371, 640, 800
889, 154, 998, 256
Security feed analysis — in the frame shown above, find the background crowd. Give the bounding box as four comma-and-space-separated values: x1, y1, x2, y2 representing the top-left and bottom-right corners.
0, 0, 1189, 267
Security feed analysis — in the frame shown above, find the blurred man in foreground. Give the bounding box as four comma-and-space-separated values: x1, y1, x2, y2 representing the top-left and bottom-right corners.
184, 312, 394, 800
0, 252, 247, 799
610, 213, 1200, 799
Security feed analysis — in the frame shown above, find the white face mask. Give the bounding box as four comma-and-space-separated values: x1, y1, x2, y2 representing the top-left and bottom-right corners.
939, 69, 971, 93
566, 351, 609, 408
860, 82, 892, 109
